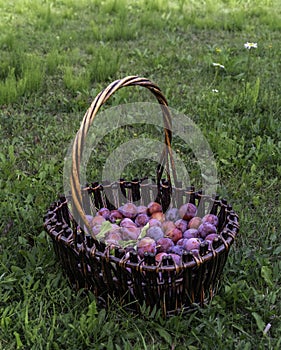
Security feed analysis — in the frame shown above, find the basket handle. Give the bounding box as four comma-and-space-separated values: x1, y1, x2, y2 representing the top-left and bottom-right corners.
70, 75, 177, 234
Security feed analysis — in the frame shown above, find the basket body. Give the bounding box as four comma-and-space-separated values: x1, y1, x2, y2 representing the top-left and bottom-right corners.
44, 179, 239, 316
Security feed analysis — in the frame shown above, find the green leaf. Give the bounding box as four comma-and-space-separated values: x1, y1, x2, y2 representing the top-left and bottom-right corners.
273, 245, 281, 255
139, 222, 149, 240
118, 239, 137, 249
95, 221, 113, 240
155, 327, 172, 345
261, 265, 273, 287
252, 312, 265, 333
13, 331, 23, 349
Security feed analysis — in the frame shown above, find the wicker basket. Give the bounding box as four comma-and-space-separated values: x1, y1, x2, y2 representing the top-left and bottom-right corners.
44, 76, 239, 317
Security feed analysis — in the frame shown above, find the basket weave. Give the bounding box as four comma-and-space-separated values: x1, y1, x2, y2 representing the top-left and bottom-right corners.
44, 76, 239, 317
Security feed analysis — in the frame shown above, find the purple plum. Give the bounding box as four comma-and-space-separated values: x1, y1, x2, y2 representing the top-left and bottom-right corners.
120, 218, 137, 228
156, 237, 174, 253
183, 228, 199, 239
198, 222, 217, 239
118, 203, 138, 219
135, 213, 149, 227
146, 226, 164, 241
165, 207, 180, 222
202, 214, 219, 227
179, 203, 197, 221
175, 219, 189, 233
109, 210, 123, 223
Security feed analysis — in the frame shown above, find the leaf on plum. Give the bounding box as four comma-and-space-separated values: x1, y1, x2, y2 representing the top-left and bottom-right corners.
95, 221, 113, 240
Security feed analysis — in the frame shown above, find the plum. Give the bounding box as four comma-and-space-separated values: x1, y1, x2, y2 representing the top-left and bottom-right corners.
161, 221, 176, 235
198, 222, 217, 239
182, 237, 201, 251
156, 237, 174, 253
169, 253, 181, 265
168, 244, 186, 256
137, 237, 157, 258
188, 216, 202, 229
109, 210, 123, 223
136, 205, 148, 215
179, 203, 197, 221
118, 203, 138, 219
120, 226, 141, 241
91, 225, 102, 236
155, 252, 168, 263
135, 213, 149, 227
147, 201, 162, 215
183, 228, 199, 239
176, 238, 188, 247
205, 233, 219, 242
146, 226, 164, 241
151, 211, 165, 223
205, 233, 219, 248
91, 215, 106, 226
165, 227, 183, 243
148, 218, 162, 228
191, 249, 199, 259
175, 219, 188, 233
104, 230, 122, 245
202, 214, 219, 227
120, 218, 137, 228
165, 207, 180, 222
97, 207, 110, 220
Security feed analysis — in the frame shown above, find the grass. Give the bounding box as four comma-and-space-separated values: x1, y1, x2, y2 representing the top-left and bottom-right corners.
0, 0, 281, 348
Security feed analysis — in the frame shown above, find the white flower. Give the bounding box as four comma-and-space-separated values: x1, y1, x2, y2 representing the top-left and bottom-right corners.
212, 89, 219, 93
212, 62, 225, 69
244, 42, 257, 50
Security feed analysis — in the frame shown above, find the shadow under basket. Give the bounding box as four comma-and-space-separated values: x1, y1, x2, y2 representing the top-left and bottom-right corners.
44, 180, 239, 317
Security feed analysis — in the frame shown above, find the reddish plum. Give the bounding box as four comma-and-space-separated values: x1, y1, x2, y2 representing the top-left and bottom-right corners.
137, 237, 157, 258
155, 252, 168, 263
151, 212, 165, 223
165, 227, 183, 243
147, 202, 162, 215
97, 208, 110, 220
188, 216, 202, 229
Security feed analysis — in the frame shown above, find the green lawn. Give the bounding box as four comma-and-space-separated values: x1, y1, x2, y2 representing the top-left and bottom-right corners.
0, 0, 281, 349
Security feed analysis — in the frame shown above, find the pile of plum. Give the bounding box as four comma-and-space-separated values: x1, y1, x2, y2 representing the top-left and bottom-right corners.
85, 201, 220, 265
